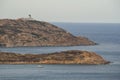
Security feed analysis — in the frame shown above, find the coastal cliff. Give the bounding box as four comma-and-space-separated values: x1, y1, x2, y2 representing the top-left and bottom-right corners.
0, 50, 109, 64
0, 19, 95, 47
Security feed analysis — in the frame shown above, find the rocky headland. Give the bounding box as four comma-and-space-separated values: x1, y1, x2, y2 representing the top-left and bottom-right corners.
0, 19, 96, 47
0, 50, 110, 64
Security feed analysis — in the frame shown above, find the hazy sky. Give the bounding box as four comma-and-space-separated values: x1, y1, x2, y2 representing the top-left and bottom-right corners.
0, 0, 120, 23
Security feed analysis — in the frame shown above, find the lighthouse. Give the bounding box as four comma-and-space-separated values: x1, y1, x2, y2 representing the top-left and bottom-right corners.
17, 14, 34, 21
27, 14, 33, 20
29, 14, 31, 18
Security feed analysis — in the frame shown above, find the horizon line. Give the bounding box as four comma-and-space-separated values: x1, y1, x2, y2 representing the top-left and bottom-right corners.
0, 18, 120, 24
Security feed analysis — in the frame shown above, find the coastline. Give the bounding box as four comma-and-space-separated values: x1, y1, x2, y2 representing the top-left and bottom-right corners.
0, 19, 96, 47
0, 50, 110, 65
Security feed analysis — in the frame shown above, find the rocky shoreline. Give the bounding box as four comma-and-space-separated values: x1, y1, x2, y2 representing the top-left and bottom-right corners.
0, 19, 96, 47
0, 50, 110, 65
0, 18, 110, 65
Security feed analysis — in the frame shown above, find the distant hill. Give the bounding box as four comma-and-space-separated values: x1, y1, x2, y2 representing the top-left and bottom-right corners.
0, 19, 96, 47
0, 50, 110, 64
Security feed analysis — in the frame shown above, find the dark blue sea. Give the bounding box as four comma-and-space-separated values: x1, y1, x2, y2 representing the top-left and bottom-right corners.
0, 23, 120, 80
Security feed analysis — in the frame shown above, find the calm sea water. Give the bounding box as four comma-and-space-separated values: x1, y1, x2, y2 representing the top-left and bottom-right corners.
0, 23, 120, 80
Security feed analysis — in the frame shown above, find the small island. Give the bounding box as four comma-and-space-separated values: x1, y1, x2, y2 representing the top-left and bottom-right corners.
0, 17, 109, 65
0, 18, 96, 47
0, 50, 110, 64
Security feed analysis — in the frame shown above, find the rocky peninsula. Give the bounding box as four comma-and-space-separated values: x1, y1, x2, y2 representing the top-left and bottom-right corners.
0, 50, 110, 64
0, 18, 96, 47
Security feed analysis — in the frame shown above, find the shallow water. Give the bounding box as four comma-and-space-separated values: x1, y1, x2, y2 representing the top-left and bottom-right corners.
0, 23, 120, 80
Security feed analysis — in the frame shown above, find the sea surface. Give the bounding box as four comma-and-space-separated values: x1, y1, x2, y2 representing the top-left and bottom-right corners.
0, 23, 120, 80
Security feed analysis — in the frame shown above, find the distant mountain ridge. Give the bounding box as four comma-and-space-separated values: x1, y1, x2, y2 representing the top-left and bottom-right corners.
0, 19, 96, 47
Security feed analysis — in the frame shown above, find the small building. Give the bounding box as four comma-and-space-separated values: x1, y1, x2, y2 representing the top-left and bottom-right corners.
17, 14, 34, 21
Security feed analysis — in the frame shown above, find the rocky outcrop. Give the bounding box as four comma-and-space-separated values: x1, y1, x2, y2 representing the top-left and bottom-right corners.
0, 50, 110, 64
0, 19, 96, 47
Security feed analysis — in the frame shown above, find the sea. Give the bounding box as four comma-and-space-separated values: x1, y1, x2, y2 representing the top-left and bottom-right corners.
0, 23, 120, 80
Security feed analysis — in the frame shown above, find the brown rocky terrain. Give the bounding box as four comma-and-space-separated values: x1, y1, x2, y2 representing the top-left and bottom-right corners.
0, 50, 110, 64
0, 19, 96, 47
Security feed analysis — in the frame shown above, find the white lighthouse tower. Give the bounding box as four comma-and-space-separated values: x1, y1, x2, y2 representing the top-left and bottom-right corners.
17, 14, 34, 21
29, 14, 31, 18
28, 14, 33, 20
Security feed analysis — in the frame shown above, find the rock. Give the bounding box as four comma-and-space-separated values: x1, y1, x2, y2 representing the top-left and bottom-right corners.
0, 19, 96, 47
0, 50, 110, 64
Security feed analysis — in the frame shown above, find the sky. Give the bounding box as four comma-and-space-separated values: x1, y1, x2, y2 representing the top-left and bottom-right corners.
0, 0, 120, 23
